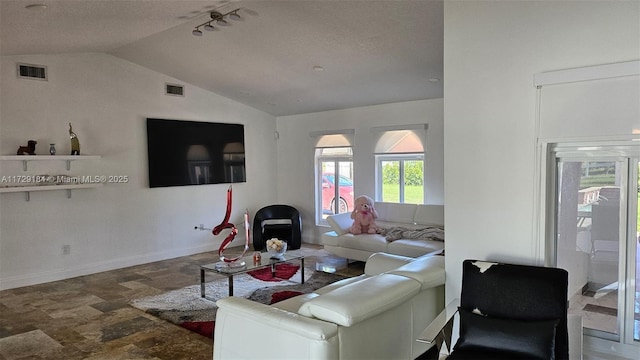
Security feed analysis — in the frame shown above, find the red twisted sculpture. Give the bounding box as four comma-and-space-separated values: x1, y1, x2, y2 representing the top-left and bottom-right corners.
213, 186, 250, 263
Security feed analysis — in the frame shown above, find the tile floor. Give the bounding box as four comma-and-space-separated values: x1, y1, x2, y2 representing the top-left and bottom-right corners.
567, 241, 640, 341
569, 287, 619, 335
2, 245, 636, 359
0, 245, 360, 360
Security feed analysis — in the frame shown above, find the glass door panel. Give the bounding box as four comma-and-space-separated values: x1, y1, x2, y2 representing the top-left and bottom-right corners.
635, 161, 639, 342
337, 161, 354, 214
381, 160, 400, 202
556, 160, 622, 337
403, 159, 424, 204
319, 160, 353, 218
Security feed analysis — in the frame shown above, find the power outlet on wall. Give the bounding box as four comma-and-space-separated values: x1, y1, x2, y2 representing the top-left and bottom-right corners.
62, 244, 70, 255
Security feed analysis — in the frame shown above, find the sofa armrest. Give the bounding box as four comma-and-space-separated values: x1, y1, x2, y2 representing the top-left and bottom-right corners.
364, 252, 416, 276
216, 297, 338, 340
321, 230, 340, 246
298, 274, 420, 326
326, 212, 352, 235
417, 298, 459, 344
215, 297, 340, 360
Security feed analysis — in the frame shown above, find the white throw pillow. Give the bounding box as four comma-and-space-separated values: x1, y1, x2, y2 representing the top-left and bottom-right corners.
326, 212, 353, 235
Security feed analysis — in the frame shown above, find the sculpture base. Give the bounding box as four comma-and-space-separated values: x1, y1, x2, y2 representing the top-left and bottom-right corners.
215, 260, 247, 273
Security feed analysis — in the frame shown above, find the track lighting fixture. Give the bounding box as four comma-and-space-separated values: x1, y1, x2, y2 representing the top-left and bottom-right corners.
192, 9, 241, 36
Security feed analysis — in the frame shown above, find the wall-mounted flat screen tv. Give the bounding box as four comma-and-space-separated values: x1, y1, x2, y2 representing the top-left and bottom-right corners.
146, 118, 246, 188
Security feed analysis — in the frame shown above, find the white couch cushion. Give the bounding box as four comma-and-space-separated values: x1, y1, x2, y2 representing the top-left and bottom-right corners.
313, 275, 366, 295
321, 231, 340, 246
337, 233, 388, 253
272, 292, 320, 313
376, 220, 425, 231
389, 255, 445, 289
387, 239, 444, 258
298, 274, 420, 326
364, 252, 415, 276
326, 212, 352, 235
414, 205, 444, 226
375, 202, 417, 223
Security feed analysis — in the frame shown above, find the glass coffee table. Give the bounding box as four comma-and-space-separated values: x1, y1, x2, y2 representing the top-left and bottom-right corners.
200, 252, 305, 299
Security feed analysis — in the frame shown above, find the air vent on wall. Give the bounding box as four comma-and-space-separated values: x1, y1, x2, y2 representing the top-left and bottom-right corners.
17, 63, 47, 81
165, 83, 184, 97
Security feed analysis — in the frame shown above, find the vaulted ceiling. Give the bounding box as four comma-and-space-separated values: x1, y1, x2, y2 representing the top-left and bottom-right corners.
0, 0, 443, 116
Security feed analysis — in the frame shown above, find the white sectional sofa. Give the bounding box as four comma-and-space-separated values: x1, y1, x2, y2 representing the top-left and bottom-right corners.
214, 252, 445, 360
322, 202, 445, 262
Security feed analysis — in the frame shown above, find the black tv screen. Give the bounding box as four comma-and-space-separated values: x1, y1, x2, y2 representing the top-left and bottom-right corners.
146, 118, 246, 188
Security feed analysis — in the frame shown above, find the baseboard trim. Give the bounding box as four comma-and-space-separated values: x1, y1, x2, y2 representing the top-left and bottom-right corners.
0, 243, 216, 291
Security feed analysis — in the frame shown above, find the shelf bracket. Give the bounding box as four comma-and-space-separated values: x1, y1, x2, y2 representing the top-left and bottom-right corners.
25, 191, 30, 201
66, 160, 71, 171
67, 189, 72, 199
22, 160, 28, 171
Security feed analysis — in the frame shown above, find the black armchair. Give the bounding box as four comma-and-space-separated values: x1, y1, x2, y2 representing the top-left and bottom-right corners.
252, 205, 301, 251
419, 259, 574, 360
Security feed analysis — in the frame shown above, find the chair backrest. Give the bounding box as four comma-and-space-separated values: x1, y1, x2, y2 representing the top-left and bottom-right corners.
252, 205, 302, 250
460, 260, 569, 359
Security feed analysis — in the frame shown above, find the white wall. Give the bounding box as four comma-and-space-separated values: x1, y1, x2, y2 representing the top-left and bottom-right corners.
275, 99, 444, 243
443, 0, 639, 301
0, 53, 277, 290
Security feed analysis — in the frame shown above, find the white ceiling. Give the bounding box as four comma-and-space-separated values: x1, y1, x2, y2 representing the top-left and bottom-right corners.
0, 0, 443, 116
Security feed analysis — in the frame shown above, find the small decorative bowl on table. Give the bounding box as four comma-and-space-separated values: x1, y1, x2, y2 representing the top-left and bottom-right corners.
266, 238, 287, 259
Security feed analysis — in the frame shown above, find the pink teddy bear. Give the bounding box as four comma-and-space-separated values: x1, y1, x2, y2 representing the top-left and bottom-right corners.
350, 195, 378, 234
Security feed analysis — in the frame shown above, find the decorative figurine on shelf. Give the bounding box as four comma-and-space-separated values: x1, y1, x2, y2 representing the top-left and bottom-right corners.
49, 144, 56, 155
213, 186, 250, 270
16, 140, 37, 155
69, 123, 80, 155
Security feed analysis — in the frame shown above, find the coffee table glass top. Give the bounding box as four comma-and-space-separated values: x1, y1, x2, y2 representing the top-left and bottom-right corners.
201, 252, 303, 274
200, 252, 305, 298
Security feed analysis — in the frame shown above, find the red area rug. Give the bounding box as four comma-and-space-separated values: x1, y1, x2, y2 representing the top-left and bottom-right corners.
178, 289, 304, 338
133, 269, 348, 339
246, 263, 300, 282
180, 321, 216, 338
176, 264, 300, 338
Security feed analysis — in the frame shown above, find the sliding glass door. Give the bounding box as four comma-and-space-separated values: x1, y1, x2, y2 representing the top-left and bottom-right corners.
550, 145, 639, 345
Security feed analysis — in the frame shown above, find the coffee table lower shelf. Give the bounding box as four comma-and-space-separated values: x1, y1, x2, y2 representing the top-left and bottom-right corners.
200, 253, 305, 299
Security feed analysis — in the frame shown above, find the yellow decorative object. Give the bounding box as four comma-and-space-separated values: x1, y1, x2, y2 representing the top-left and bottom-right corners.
69, 123, 80, 155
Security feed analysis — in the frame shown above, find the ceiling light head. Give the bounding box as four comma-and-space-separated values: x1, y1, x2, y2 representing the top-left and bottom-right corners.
191, 8, 242, 36
313, 66, 324, 72
229, 11, 241, 21
428, 78, 440, 82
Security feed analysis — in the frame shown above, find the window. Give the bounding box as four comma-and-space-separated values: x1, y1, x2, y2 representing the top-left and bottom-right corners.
314, 133, 354, 225
374, 128, 425, 204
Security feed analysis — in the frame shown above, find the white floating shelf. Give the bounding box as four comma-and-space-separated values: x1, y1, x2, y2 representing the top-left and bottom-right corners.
0, 155, 101, 170
0, 183, 103, 201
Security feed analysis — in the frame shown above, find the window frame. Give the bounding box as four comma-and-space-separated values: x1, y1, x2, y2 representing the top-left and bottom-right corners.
542, 141, 640, 347
375, 152, 424, 204
314, 147, 353, 226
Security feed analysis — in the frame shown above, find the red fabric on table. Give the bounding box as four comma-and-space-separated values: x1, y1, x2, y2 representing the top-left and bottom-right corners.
247, 263, 300, 282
